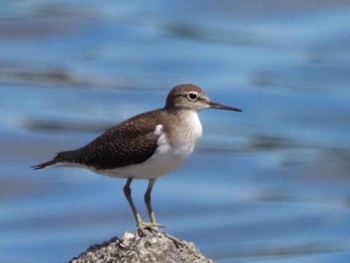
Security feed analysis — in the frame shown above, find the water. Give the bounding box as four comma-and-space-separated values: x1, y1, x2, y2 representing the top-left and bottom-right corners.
1, 1, 350, 262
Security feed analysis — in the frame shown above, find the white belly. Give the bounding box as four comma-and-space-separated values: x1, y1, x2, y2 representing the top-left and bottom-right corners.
57, 152, 187, 179
97, 147, 188, 179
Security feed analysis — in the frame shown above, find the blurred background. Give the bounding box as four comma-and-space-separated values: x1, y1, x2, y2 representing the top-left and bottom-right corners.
1, 1, 350, 262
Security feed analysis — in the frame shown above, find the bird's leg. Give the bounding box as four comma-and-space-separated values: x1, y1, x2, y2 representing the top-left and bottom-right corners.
123, 177, 162, 232
143, 178, 163, 231
123, 177, 143, 227
145, 179, 157, 224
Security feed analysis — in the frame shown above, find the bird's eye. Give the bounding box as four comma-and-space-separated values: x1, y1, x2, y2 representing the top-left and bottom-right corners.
187, 92, 198, 101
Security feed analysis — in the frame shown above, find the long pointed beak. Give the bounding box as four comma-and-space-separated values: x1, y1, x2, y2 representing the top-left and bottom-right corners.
208, 101, 242, 112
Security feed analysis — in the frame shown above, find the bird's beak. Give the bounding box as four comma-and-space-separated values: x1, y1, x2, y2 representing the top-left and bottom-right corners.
208, 101, 242, 112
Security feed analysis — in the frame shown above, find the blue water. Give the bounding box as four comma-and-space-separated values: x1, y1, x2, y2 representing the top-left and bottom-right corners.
1, 1, 350, 262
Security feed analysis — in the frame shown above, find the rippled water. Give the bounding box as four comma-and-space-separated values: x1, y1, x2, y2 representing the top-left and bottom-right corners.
2, 1, 350, 262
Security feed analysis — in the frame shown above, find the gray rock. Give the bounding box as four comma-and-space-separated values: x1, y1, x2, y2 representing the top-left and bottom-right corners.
69, 229, 214, 263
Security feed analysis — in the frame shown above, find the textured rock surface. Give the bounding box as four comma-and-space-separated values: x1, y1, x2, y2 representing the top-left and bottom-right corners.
69, 229, 214, 263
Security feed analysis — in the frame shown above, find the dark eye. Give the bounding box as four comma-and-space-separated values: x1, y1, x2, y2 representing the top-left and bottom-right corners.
187, 92, 198, 101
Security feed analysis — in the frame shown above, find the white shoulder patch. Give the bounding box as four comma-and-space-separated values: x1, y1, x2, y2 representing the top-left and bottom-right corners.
154, 124, 163, 136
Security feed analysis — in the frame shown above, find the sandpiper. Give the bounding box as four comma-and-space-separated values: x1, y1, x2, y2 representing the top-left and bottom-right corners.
32, 84, 241, 230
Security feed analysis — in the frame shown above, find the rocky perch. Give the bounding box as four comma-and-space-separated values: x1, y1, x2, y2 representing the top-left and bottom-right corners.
69, 229, 213, 263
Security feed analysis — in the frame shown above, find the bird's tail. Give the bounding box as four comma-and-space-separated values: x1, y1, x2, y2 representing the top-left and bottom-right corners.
31, 149, 80, 170
31, 160, 58, 170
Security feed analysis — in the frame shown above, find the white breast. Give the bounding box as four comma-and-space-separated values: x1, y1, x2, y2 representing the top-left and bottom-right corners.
168, 110, 202, 156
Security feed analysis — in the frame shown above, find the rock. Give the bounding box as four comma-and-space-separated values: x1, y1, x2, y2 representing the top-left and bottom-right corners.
69, 229, 214, 263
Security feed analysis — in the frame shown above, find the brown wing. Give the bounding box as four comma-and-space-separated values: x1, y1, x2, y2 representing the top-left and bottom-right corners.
52, 110, 162, 170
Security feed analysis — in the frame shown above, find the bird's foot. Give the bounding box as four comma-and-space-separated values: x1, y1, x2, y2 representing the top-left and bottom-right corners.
137, 220, 164, 233
136, 221, 186, 247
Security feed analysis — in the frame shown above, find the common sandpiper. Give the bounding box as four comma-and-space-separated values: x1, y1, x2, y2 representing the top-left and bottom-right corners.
32, 84, 241, 230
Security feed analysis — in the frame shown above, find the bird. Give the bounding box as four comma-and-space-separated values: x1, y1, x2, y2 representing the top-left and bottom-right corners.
32, 84, 241, 230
